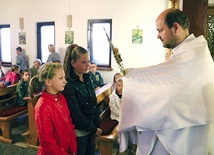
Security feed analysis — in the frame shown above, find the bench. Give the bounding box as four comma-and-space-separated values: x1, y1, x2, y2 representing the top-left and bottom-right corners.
95, 83, 118, 155
22, 95, 41, 150
0, 84, 28, 144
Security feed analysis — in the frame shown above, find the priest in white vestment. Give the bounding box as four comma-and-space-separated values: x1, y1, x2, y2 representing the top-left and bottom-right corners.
117, 8, 214, 155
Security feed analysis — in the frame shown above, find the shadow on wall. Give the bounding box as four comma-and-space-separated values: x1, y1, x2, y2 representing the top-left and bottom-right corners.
58, 48, 66, 61
22, 48, 29, 68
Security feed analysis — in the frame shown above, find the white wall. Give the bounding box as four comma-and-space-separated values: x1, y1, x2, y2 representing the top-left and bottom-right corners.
209, 0, 214, 4
0, 0, 208, 83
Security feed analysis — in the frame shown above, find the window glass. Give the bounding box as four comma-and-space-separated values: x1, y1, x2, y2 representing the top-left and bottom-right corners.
88, 19, 112, 68
37, 22, 55, 63
41, 26, 54, 62
0, 26, 11, 63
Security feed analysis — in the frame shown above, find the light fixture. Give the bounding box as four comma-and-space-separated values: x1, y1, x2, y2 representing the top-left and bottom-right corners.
19, 17, 24, 31
67, 15, 72, 29
67, 0, 72, 30
19, 0, 24, 31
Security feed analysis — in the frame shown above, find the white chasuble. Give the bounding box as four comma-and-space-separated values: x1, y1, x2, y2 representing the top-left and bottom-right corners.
117, 34, 214, 155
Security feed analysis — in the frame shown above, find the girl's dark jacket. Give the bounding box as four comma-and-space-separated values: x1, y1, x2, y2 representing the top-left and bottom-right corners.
62, 70, 101, 134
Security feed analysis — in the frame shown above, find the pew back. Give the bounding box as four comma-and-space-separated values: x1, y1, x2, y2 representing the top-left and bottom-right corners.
0, 84, 17, 110
95, 83, 119, 155
0, 84, 28, 143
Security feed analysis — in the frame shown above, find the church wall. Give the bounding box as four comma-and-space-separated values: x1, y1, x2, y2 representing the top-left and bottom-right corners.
0, 0, 212, 82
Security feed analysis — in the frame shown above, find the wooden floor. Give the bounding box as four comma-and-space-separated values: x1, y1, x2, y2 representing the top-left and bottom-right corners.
0, 114, 119, 155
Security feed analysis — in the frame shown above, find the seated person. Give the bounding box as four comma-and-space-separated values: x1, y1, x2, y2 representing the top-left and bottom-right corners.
109, 78, 137, 155
88, 62, 104, 90
30, 59, 41, 77
109, 78, 123, 122
16, 69, 31, 106
0, 64, 20, 87
111, 72, 122, 92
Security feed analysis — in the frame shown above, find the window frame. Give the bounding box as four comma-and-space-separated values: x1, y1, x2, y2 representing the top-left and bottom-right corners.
37, 22, 55, 62
0, 24, 11, 67
87, 19, 112, 70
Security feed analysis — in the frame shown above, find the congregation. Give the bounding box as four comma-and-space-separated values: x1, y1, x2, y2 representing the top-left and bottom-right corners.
0, 43, 124, 155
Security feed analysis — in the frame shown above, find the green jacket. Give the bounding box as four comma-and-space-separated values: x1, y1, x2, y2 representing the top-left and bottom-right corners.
16, 79, 28, 106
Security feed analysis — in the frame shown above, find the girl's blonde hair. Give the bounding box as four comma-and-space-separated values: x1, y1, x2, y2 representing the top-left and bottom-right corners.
28, 63, 62, 98
113, 72, 122, 83
63, 44, 89, 80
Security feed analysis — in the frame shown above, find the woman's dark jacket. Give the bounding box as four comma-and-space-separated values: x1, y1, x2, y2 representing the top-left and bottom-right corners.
62, 71, 101, 134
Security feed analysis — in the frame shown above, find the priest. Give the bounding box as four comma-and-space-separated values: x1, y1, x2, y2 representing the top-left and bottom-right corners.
118, 8, 214, 155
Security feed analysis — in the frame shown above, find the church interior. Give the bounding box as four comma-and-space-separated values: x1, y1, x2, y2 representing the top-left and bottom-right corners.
0, 0, 214, 154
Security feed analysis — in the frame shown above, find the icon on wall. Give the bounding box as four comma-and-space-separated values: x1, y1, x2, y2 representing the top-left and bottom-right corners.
132, 29, 143, 44
19, 32, 26, 44
65, 31, 74, 44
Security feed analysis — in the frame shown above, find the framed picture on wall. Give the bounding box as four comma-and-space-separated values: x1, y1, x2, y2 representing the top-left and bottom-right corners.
19, 32, 26, 44
65, 31, 74, 44
132, 29, 143, 44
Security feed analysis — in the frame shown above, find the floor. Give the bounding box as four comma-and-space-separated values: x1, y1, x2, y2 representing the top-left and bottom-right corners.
0, 114, 119, 155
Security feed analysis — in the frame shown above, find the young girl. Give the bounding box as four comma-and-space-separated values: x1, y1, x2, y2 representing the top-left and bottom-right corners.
62, 44, 102, 155
111, 72, 122, 92
109, 78, 123, 122
16, 69, 31, 106
0, 64, 21, 87
28, 63, 77, 155
109, 78, 137, 155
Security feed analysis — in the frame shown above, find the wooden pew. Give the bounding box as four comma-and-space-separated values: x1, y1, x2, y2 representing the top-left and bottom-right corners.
0, 84, 28, 143
22, 95, 40, 150
95, 83, 118, 155
23, 83, 118, 154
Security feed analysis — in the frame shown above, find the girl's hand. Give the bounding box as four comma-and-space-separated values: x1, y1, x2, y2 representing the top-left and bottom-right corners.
96, 128, 102, 136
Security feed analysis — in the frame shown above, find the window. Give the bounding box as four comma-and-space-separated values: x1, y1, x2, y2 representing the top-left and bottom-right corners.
87, 19, 112, 69
0, 25, 11, 65
37, 22, 55, 63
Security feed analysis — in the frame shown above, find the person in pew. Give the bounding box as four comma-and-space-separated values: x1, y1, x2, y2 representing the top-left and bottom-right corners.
111, 72, 122, 92
0, 64, 21, 88
109, 78, 123, 122
28, 63, 77, 155
29, 58, 42, 77
16, 69, 31, 106
117, 8, 214, 155
88, 62, 104, 91
63, 44, 102, 155
109, 78, 137, 155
